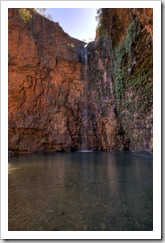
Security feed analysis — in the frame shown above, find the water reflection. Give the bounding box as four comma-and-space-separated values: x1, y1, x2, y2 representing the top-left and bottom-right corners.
8, 151, 153, 231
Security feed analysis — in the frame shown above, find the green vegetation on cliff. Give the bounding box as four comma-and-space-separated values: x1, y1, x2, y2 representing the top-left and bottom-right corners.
18, 9, 33, 23
92, 8, 153, 151
96, 8, 153, 113
18, 8, 52, 23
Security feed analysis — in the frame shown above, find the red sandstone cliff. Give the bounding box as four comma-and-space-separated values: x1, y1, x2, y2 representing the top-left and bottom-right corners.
8, 8, 153, 154
8, 9, 85, 153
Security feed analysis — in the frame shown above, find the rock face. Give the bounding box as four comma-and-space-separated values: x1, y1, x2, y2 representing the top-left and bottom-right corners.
89, 8, 153, 152
8, 8, 153, 154
8, 9, 85, 153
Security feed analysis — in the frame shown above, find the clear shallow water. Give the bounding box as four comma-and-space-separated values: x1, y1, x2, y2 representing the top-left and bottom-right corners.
8, 151, 153, 231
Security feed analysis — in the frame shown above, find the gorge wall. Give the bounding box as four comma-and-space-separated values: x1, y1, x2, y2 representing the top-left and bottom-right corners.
8, 8, 153, 154
87, 8, 153, 152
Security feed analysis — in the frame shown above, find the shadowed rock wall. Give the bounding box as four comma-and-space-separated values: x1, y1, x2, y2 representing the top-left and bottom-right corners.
88, 8, 153, 152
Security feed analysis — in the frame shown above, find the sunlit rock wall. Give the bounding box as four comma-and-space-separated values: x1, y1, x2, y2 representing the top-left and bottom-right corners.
8, 9, 85, 153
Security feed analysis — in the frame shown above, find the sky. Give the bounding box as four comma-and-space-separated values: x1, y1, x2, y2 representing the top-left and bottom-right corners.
44, 8, 98, 42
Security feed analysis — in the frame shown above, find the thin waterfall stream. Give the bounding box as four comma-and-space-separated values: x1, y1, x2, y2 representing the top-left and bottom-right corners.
81, 45, 90, 151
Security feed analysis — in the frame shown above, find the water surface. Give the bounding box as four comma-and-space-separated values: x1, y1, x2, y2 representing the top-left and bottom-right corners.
8, 151, 153, 231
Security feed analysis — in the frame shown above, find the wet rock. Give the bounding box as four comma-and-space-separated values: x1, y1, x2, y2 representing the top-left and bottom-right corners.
60, 211, 65, 216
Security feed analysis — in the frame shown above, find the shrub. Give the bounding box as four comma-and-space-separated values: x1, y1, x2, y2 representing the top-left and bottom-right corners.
18, 9, 32, 23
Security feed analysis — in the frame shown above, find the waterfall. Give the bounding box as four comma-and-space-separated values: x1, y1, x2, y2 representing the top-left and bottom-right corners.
81, 45, 89, 150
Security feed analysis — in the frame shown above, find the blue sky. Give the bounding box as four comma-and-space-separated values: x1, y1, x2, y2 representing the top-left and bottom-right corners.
45, 8, 98, 41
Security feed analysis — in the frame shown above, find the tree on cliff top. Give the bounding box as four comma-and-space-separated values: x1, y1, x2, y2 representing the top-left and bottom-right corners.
18, 9, 33, 23
18, 8, 52, 23
95, 8, 105, 38
36, 8, 53, 21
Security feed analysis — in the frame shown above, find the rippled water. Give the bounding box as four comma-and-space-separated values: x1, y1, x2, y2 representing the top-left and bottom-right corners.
8, 151, 153, 231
